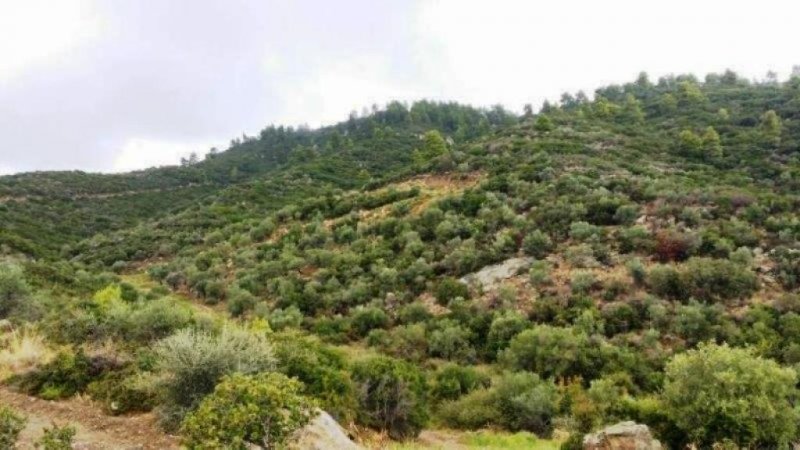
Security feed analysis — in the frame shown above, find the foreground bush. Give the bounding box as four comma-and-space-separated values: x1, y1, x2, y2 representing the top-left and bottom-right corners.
272, 332, 357, 423
13, 348, 107, 400
439, 372, 558, 437
0, 406, 26, 448
662, 343, 798, 448
36, 423, 76, 450
181, 372, 316, 450
351, 356, 428, 439
153, 327, 275, 428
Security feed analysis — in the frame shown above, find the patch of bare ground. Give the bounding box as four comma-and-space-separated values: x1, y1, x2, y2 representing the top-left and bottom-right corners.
0, 387, 179, 450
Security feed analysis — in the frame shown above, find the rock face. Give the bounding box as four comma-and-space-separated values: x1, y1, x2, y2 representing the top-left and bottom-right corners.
288, 410, 361, 450
583, 421, 662, 450
459, 257, 532, 289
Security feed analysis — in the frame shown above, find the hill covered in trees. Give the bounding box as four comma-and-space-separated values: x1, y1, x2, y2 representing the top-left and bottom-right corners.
1, 71, 800, 449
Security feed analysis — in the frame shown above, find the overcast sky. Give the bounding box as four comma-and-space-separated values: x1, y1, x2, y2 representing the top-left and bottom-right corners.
1, 0, 799, 174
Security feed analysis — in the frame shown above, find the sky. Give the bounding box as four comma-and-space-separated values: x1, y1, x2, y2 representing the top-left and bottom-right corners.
1, 0, 799, 175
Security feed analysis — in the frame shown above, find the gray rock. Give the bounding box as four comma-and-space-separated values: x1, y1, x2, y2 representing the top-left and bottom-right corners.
288, 410, 361, 450
460, 257, 532, 289
583, 421, 662, 450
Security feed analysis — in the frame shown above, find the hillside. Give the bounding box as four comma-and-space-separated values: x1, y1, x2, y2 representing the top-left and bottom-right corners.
0, 101, 513, 259
1, 72, 800, 449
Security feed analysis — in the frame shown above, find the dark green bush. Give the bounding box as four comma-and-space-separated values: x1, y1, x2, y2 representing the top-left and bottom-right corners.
14, 348, 115, 400
272, 332, 357, 423
350, 306, 390, 338
501, 326, 597, 380
351, 356, 429, 439
87, 369, 157, 415
434, 277, 469, 306
522, 230, 554, 258
431, 364, 490, 401
493, 372, 558, 436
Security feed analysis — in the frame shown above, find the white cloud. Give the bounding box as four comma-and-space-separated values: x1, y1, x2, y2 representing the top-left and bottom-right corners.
112, 138, 219, 172
0, 0, 103, 83
275, 56, 428, 127
414, 0, 800, 110
2, 0, 800, 174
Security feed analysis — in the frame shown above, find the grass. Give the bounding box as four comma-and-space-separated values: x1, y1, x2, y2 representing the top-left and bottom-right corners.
0, 327, 54, 380
387, 430, 562, 450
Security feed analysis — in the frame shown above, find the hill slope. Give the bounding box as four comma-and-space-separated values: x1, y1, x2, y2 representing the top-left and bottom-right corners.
2, 72, 800, 449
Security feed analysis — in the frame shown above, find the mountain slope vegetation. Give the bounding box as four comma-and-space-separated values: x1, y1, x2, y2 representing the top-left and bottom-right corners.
2, 71, 800, 449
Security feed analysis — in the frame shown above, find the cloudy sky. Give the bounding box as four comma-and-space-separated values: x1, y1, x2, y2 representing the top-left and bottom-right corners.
1, 0, 798, 174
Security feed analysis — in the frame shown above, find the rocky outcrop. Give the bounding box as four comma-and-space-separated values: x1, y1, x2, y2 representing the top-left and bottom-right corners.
288, 410, 361, 450
583, 421, 662, 450
460, 257, 532, 289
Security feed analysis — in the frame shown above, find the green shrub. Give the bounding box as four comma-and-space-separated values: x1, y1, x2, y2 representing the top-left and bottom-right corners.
682, 257, 758, 303
431, 364, 490, 401
351, 356, 429, 439
226, 286, 257, 317
522, 230, 553, 259
434, 277, 469, 306
626, 258, 647, 285
662, 343, 798, 448
397, 302, 433, 324
439, 371, 558, 436
350, 306, 389, 338
438, 388, 499, 429
647, 265, 686, 300
570, 271, 597, 295
121, 297, 193, 343
263, 305, 303, 331
36, 423, 76, 450
429, 321, 475, 362
0, 263, 29, 318
0, 406, 26, 448
272, 332, 357, 423
487, 311, 529, 358
14, 348, 104, 399
493, 372, 558, 436
619, 226, 652, 253
528, 260, 552, 286
153, 327, 275, 429
87, 370, 157, 415
501, 326, 597, 380
181, 372, 316, 450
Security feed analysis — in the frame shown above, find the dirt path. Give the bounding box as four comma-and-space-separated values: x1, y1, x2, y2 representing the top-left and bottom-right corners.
0, 387, 179, 449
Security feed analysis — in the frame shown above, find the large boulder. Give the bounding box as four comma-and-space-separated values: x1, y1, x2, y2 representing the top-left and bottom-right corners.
583, 421, 662, 450
288, 410, 361, 450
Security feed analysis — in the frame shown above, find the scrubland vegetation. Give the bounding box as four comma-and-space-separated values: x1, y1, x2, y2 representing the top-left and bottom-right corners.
2, 70, 800, 448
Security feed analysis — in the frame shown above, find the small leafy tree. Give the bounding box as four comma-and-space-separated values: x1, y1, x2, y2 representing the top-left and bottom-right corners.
701, 126, 722, 159
534, 115, 554, 132
662, 343, 798, 448
181, 373, 316, 450
413, 130, 448, 164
